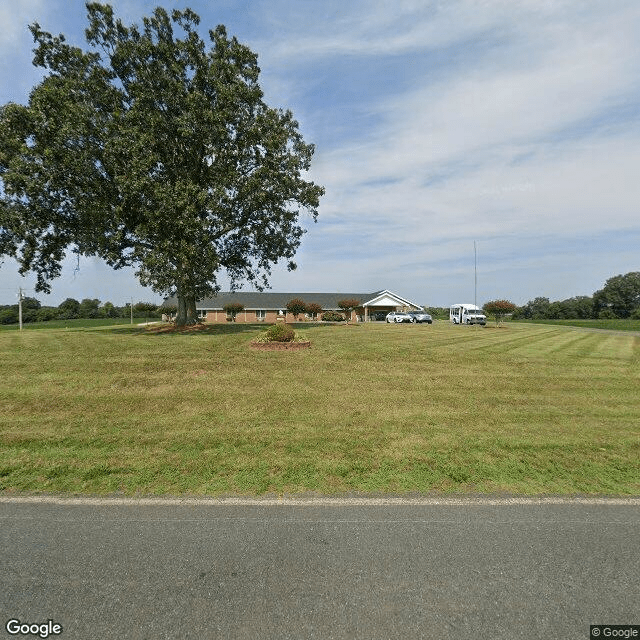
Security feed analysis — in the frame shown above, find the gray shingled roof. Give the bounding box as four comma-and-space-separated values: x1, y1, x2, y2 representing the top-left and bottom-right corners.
163, 291, 383, 310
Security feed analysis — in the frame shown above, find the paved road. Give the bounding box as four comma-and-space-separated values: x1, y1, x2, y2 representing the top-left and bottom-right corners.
1, 498, 639, 639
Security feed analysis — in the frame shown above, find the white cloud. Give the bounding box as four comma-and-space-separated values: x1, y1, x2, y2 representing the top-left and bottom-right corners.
2, 0, 639, 306
0, 0, 47, 49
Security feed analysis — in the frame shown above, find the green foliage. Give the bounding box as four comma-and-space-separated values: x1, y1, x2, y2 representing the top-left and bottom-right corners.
338, 299, 361, 322
598, 308, 618, 319
0, 308, 18, 325
133, 302, 160, 318
483, 300, 516, 325
21, 297, 41, 311
321, 311, 345, 322
286, 298, 307, 319
57, 298, 81, 319
630, 308, 640, 320
101, 302, 121, 318
425, 307, 448, 319
305, 302, 323, 319
265, 322, 295, 342
79, 298, 102, 319
223, 302, 245, 321
0, 4, 323, 326
593, 272, 640, 318
35, 307, 59, 322
159, 304, 177, 317
516, 297, 551, 320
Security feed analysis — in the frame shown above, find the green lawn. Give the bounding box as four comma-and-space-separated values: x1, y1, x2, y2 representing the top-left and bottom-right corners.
1, 321, 639, 496
0, 317, 155, 331
511, 318, 640, 331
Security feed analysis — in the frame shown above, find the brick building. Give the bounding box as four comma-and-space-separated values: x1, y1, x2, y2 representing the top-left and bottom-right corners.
162, 289, 422, 323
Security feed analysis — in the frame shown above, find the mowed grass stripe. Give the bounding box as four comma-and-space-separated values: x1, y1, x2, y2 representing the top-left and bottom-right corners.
1, 322, 638, 495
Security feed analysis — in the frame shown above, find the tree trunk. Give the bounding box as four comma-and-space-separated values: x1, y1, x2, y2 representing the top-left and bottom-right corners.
175, 293, 198, 326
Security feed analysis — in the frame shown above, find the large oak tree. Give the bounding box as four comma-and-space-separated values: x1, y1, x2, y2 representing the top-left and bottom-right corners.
0, 3, 323, 325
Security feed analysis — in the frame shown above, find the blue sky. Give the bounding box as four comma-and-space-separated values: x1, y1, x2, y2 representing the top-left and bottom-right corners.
1, 0, 639, 307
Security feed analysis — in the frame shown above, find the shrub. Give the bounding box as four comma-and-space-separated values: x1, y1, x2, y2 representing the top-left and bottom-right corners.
35, 307, 59, 322
630, 308, 640, 320
286, 298, 307, 320
265, 323, 295, 342
133, 301, 161, 318
321, 310, 345, 322
305, 302, 323, 319
599, 308, 618, 319
483, 300, 517, 325
0, 308, 18, 325
57, 297, 80, 319
338, 298, 361, 322
223, 302, 245, 321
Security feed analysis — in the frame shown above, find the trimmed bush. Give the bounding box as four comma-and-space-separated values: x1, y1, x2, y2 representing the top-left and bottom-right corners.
321, 311, 345, 322
305, 302, 323, 319
265, 323, 295, 342
285, 298, 307, 320
223, 302, 245, 321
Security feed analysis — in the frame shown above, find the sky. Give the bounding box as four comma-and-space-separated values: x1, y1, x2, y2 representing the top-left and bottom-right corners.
1, 0, 639, 308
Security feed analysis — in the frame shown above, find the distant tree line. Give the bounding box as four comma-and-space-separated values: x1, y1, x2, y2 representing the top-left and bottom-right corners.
513, 272, 640, 320
0, 298, 162, 325
420, 272, 640, 321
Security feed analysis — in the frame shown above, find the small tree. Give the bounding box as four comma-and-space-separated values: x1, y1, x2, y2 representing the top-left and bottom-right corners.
79, 298, 102, 318
338, 299, 361, 323
35, 307, 57, 322
483, 300, 516, 326
286, 298, 307, 321
223, 302, 244, 322
101, 301, 121, 318
305, 302, 322, 320
58, 298, 80, 320
133, 302, 161, 318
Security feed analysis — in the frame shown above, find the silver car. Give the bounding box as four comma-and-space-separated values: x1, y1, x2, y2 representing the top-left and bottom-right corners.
385, 311, 412, 323
407, 311, 433, 324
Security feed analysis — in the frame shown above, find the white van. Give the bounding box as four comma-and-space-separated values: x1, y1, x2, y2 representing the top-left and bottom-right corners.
450, 304, 486, 325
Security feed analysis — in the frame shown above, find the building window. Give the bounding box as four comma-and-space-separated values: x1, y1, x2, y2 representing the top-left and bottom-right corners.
198, 309, 207, 319
256, 310, 266, 322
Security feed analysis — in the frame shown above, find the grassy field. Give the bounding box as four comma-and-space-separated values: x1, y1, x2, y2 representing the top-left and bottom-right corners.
0, 317, 155, 332
1, 320, 639, 496
511, 318, 640, 331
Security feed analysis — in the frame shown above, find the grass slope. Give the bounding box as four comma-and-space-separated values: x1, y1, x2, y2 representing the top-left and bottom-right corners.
0, 318, 154, 332
512, 318, 640, 331
1, 321, 639, 496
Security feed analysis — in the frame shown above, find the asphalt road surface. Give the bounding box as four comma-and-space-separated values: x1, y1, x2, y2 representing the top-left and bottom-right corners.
1, 497, 639, 639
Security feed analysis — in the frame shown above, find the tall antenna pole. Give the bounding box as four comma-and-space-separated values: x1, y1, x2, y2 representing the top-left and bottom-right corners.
474, 241, 477, 309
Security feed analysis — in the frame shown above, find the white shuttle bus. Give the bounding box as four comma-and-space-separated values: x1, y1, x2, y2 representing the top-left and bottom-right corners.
450, 303, 486, 325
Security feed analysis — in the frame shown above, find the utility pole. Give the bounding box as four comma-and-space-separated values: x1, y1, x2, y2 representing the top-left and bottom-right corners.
130, 298, 133, 324
18, 287, 23, 331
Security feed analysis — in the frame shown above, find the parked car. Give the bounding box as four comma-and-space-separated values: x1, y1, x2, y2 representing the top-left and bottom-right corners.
407, 311, 432, 324
385, 311, 412, 323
